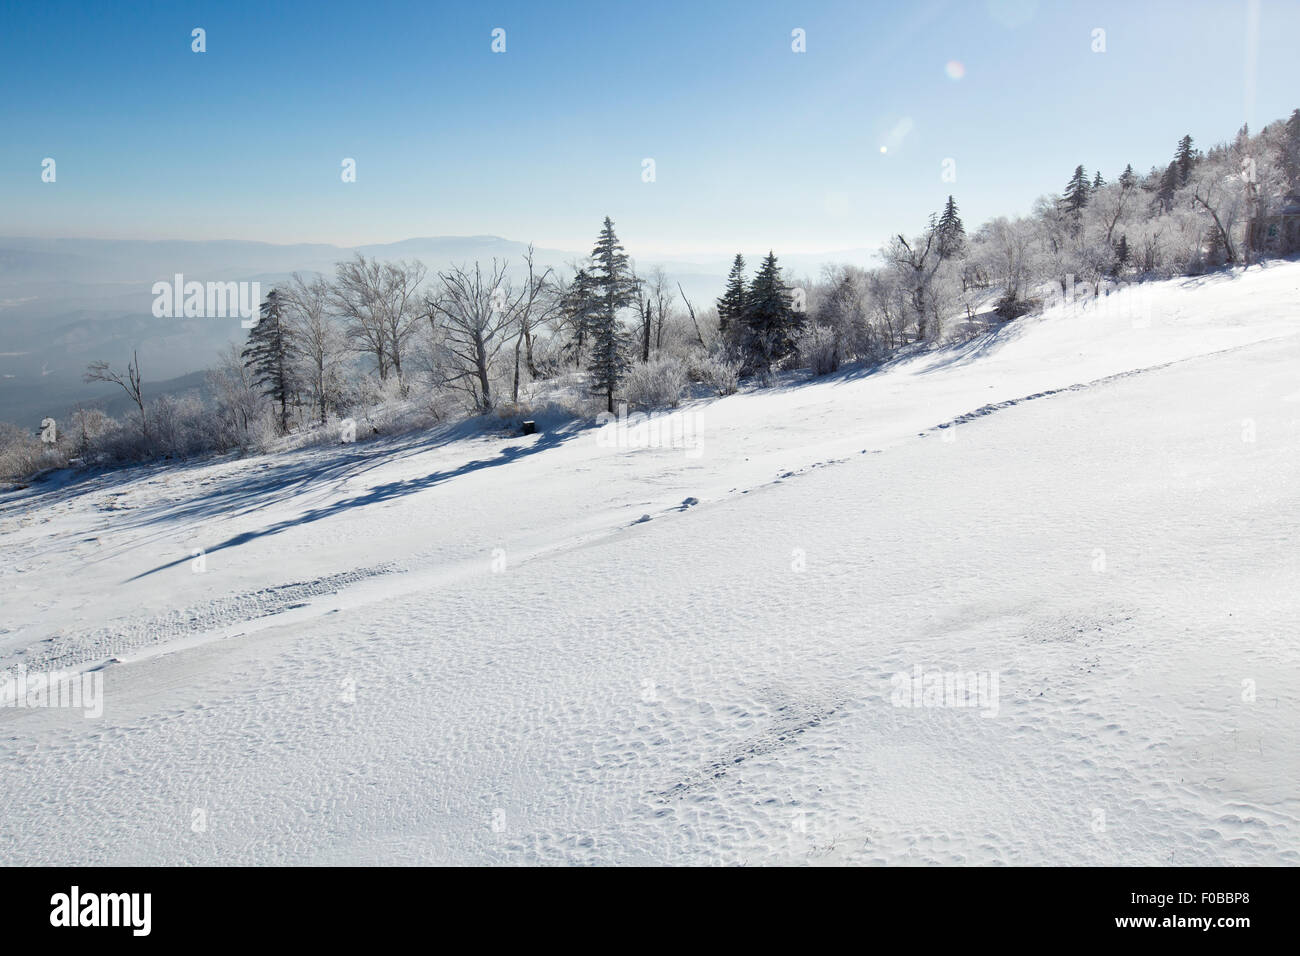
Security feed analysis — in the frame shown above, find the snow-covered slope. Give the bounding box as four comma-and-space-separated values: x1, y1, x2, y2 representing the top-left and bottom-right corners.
1, 263, 1298, 865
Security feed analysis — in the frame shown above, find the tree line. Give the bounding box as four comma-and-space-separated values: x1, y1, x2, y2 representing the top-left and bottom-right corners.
2, 108, 1297, 481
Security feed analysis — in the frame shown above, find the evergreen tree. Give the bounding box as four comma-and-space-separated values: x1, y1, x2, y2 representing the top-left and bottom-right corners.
1174, 134, 1196, 186
741, 252, 801, 376
1283, 108, 1300, 189
1206, 221, 1230, 268
242, 289, 296, 433
1115, 234, 1130, 272
1156, 161, 1179, 212
1063, 165, 1090, 213
716, 254, 748, 335
1092, 171, 1105, 190
587, 217, 638, 412
1118, 163, 1137, 190
936, 195, 966, 260
560, 268, 602, 369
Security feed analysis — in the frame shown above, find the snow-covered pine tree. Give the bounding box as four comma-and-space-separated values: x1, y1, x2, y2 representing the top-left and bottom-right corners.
1115, 234, 1130, 272
1174, 134, 1196, 186
1063, 165, 1090, 214
587, 217, 638, 412
561, 268, 601, 369
1118, 163, 1137, 190
741, 252, 801, 377
1092, 171, 1105, 190
936, 195, 966, 260
1155, 161, 1179, 212
242, 289, 296, 433
1283, 109, 1300, 190
1205, 219, 1230, 269
717, 253, 748, 336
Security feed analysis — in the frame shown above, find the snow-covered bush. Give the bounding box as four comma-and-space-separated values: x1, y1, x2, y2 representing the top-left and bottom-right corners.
798, 323, 842, 376
691, 351, 741, 396
66, 407, 114, 455
0, 423, 58, 481
148, 393, 221, 459
622, 355, 688, 408
84, 412, 146, 463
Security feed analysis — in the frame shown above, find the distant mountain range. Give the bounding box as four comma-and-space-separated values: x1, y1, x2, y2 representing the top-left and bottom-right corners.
0, 235, 874, 427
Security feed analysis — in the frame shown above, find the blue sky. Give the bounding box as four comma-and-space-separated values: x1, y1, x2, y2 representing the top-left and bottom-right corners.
2, 0, 1296, 256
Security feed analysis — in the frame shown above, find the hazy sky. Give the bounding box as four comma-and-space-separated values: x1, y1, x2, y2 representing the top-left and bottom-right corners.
2, 0, 1296, 257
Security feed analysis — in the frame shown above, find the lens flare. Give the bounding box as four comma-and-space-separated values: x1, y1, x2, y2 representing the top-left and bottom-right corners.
945, 60, 966, 80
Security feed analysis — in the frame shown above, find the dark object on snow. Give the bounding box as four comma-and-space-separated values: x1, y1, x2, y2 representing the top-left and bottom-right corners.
994, 291, 1033, 321
521, 420, 536, 435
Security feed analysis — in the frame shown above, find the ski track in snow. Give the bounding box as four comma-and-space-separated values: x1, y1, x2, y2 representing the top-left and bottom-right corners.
10, 563, 401, 673
925, 336, 1291, 435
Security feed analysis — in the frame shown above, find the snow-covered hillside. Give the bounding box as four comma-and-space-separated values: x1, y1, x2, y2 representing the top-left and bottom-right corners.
1, 263, 1298, 865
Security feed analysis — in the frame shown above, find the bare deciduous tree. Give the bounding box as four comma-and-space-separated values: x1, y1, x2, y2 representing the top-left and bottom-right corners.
677, 282, 706, 349
1191, 165, 1245, 265
634, 273, 653, 363
511, 245, 557, 405
646, 267, 675, 352
207, 342, 266, 443
284, 273, 347, 424
85, 351, 146, 437
886, 225, 944, 341
975, 217, 1035, 310
330, 254, 426, 386
424, 260, 518, 411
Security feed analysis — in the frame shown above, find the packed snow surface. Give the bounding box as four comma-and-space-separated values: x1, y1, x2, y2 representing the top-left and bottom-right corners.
1, 264, 1298, 864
